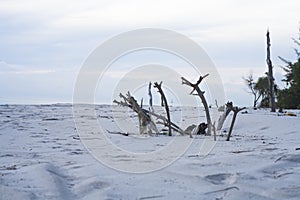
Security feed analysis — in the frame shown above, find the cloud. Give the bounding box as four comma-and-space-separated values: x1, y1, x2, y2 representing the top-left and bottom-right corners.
1, 0, 299, 56
0, 60, 16, 72
0, 0, 299, 104
0, 61, 55, 74
1, 0, 298, 37
0, 62, 77, 104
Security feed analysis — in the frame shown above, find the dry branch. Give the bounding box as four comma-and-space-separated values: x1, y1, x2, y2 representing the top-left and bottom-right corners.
114, 91, 184, 136
181, 75, 212, 135
154, 81, 172, 136
225, 102, 246, 141
212, 121, 216, 141
114, 92, 157, 135
146, 110, 185, 135
217, 103, 232, 131
148, 82, 154, 112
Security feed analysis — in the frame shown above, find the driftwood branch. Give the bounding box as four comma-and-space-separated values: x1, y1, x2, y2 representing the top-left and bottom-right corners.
114, 91, 184, 136
146, 108, 185, 136
212, 121, 216, 141
154, 81, 172, 136
148, 82, 154, 112
156, 121, 183, 135
114, 92, 156, 135
217, 103, 233, 130
226, 102, 246, 141
181, 75, 212, 135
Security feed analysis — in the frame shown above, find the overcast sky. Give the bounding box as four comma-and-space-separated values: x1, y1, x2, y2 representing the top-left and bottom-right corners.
0, 0, 299, 106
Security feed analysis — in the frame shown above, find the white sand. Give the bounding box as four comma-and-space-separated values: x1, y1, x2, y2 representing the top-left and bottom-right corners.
0, 104, 299, 200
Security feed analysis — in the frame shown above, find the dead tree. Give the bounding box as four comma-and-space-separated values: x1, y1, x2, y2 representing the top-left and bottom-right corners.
266, 30, 276, 112
181, 74, 212, 135
226, 102, 246, 141
243, 73, 261, 108
154, 81, 172, 136
113, 92, 158, 135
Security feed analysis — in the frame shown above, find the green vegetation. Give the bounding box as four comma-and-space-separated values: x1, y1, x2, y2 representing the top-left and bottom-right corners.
255, 76, 272, 108
277, 57, 300, 108
277, 26, 300, 109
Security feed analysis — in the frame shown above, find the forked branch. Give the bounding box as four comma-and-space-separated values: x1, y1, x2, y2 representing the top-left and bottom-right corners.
226, 102, 246, 141
181, 74, 212, 135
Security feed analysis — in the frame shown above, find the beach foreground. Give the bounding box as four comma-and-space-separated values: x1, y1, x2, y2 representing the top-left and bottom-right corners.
1, 104, 299, 200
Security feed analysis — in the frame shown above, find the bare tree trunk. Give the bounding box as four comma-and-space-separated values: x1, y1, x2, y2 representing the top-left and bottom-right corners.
226, 102, 246, 141
181, 74, 212, 135
154, 81, 172, 136
266, 30, 276, 112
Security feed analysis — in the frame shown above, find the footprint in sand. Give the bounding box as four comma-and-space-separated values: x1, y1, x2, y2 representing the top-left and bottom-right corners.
205, 173, 236, 185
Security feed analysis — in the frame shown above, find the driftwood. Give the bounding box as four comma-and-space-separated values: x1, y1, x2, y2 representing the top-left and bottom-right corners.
147, 82, 159, 134
196, 123, 208, 135
113, 92, 158, 135
212, 121, 217, 141
184, 124, 197, 138
226, 102, 246, 141
181, 74, 212, 135
217, 103, 233, 131
146, 110, 185, 136
154, 81, 172, 136
114, 91, 185, 136
106, 130, 129, 136
148, 82, 154, 112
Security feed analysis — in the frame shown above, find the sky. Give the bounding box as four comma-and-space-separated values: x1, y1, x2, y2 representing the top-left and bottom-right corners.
0, 0, 299, 106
